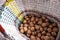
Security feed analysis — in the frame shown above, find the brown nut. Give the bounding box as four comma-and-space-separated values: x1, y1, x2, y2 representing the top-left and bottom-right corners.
28, 20, 30, 23
47, 28, 52, 33
36, 18, 39, 22
46, 33, 51, 36
30, 35, 36, 40
31, 27, 35, 31
24, 27, 28, 32
40, 27, 43, 32
26, 17, 29, 21
45, 19, 49, 22
24, 16, 28, 19
53, 27, 58, 32
32, 32, 36, 35
50, 36, 55, 40
28, 26, 31, 29
37, 33, 41, 38
33, 21, 36, 24
27, 34, 30, 37
20, 29, 24, 33
24, 24, 28, 27
31, 17, 35, 22
41, 36, 45, 40
49, 25, 53, 28
20, 24, 24, 27
42, 16, 46, 20
36, 30, 40, 33
36, 37, 41, 40
30, 22, 34, 27
20, 26, 24, 29
32, 32, 35, 35
38, 21, 42, 25
29, 15, 31, 18
51, 32, 56, 36
35, 25, 40, 30
44, 36, 50, 40
46, 22, 49, 26
42, 23, 47, 27
27, 29, 31, 34
44, 27, 47, 31
42, 31, 46, 35
52, 23, 57, 27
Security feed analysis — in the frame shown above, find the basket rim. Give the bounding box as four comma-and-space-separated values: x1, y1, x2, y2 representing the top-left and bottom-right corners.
21, 10, 60, 23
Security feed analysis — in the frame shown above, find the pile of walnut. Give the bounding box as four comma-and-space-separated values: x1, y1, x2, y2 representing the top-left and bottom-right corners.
19, 14, 59, 40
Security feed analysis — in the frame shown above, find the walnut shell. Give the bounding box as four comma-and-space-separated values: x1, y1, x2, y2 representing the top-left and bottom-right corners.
32, 32, 36, 35
53, 27, 58, 32
30, 35, 36, 40
44, 36, 50, 40
47, 28, 52, 33
42, 23, 47, 27
36, 18, 39, 22
38, 21, 42, 25
41, 36, 45, 40
40, 27, 43, 32
31, 27, 35, 31
36, 37, 41, 40
28, 26, 31, 30
20, 29, 24, 33
20, 26, 24, 29
30, 22, 34, 27
49, 25, 53, 28
37, 33, 41, 38
45, 19, 49, 22
24, 16, 28, 19
26, 17, 29, 21
27, 34, 30, 37
27, 30, 31, 34
24, 24, 28, 27
20, 24, 24, 27
50, 36, 55, 40
51, 32, 56, 36
52, 23, 57, 27
31, 17, 35, 22
42, 16, 46, 20
24, 27, 28, 32
35, 25, 40, 30
46, 33, 51, 36
42, 31, 46, 35
44, 27, 47, 31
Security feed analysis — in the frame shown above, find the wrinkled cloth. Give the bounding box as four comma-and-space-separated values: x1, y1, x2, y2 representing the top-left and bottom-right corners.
0, 0, 6, 6
0, 32, 6, 40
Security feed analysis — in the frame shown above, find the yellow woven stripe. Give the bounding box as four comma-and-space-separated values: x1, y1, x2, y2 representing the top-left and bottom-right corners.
7, 4, 20, 17
12, 1, 20, 13
4, 0, 13, 6
6, 1, 21, 17
6, 0, 13, 3
10, 1, 20, 16
4, 2, 9, 6
4, 0, 23, 21
18, 14, 23, 21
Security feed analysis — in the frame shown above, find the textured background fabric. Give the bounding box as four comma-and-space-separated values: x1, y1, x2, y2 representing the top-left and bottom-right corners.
0, 32, 6, 40
0, 0, 6, 6
15, 0, 60, 20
